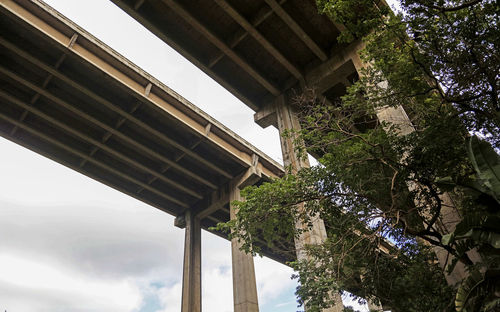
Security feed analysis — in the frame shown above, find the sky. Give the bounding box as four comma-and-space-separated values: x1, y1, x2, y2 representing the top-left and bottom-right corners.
0, 0, 383, 311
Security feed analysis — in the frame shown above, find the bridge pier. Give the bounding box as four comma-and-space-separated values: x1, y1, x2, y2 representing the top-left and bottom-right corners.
229, 157, 262, 312
350, 52, 480, 286
179, 210, 202, 312
176, 162, 262, 312
230, 183, 259, 312
275, 94, 344, 312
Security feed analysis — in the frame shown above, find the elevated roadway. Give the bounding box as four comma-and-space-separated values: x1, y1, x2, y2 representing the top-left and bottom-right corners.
0, 0, 295, 262
110, 0, 378, 127
0, 1, 394, 311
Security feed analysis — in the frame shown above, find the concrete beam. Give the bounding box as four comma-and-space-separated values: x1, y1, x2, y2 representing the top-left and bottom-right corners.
194, 154, 271, 221
195, 184, 230, 220
255, 41, 362, 130
133, 0, 145, 10
312, 61, 357, 95
236, 154, 262, 189
208, 0, 287, 69
0, 37, 224, 188
253, 102, 277, 129
263, 0, 328, 62
181, 210, 202, 312
160, 0, 281, 96
0, 1, 285, 182
305, 40, 364, 89
174, 214, 186, 228
0, 86, 204, 201
214, 0, 302, 79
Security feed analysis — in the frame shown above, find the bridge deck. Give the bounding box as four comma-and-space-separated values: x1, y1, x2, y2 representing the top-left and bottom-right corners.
110, 0, 378, 126
0, 0, 295, 263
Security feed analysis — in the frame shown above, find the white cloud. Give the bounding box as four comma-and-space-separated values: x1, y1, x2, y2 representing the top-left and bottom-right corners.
0, 137, 299, 311
254, 257, 297, 305
154, 282, 182, 312
202, 266, 233, 312
0, 254, 142, 312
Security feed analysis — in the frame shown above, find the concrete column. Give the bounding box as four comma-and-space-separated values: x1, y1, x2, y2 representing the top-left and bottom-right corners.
350, 52, 480, 286
181, 210, 202, 312
275, 94, 344, 312
230, 181, 259, 312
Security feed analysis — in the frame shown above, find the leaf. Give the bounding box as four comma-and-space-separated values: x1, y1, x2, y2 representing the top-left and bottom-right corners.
453, 214, 484, 237
442, 233, 454, 246
467, 136, 500, 203
485, 231, 500, 249
455, 269, 485, 312
483, 298, 500, 312
435, 176, 457, 192
443, 214, 500, 249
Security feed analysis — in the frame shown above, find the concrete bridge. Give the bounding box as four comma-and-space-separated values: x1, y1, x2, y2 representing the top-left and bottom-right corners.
0, 0, 388, 311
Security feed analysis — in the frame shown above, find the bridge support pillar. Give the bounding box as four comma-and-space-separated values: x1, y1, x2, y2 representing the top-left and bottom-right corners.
275, 94, 344, 312
180, 210, 202, 312
230, 170, 260, 312
350, 51, 482, 286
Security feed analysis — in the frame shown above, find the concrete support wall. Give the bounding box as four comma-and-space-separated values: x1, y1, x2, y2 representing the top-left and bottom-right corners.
230, 182, 260, 312
275, 94, 344, 312
181, 210, 202, 312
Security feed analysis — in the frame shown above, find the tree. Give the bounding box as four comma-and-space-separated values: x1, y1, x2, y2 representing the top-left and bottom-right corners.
216, 1, 500, 311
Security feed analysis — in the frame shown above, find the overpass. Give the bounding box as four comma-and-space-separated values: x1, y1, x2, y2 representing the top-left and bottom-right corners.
0, 0, 297, 310
110, 0, 371, 128
0, 0, 392, 311
108, 1, 382, 311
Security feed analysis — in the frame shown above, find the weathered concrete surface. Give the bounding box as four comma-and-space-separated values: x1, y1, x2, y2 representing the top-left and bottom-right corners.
181, 210, 202, 312
351, 53, 480, 286
275, 94, 344, 312
230, 180, 259, 312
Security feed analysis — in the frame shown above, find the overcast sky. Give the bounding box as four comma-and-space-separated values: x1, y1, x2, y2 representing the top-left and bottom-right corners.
0, 0, 387, 311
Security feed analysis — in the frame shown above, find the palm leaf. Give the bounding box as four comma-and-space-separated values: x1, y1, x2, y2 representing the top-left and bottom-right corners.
455, 269, 484, 312
467, 136, 500, 203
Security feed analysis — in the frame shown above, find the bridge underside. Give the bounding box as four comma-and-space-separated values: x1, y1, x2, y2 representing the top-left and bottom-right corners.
0, 0, 397, 311
0, 0, 294, 264
110, 0, 375, 125
108, 0, 392, 310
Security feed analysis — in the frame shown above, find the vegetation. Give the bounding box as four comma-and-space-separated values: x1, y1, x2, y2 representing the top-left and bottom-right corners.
216, 1, 499, 311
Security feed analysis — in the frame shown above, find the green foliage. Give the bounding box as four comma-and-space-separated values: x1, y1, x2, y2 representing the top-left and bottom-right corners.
214, 174, 303, 258
467, 136, 500, 204
316, 0, 389, 42
438, 136, 500, 311
292, 239, 454, 312
218, 0, 500, 311
455, 268, 500, 312
399, 0, 500, 146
